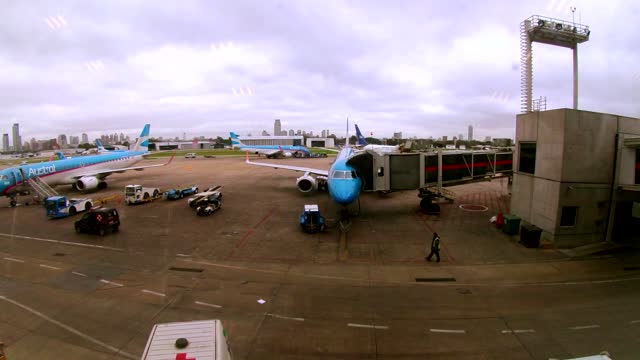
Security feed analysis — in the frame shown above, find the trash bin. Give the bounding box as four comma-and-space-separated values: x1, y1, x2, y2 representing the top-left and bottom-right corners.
520, 223, 542, 248
502, 214, 521, 235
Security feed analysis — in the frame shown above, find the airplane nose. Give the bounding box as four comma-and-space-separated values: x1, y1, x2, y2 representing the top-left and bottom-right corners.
329, 182, 358, 206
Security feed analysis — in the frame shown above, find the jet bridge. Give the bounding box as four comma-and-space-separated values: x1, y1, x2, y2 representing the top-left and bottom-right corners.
347, 149, 513, 207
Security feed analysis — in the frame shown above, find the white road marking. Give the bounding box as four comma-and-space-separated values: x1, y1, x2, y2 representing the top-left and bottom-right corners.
0, 233, 124, 252
194, 301, 222, 309
99, 279, 123, 287
347, 323, 389, 330
266, 313, 304, 322
430, 328, 466, 334
501, 329, 536, 334
630, 320, 640, 324
0, 295, 137, 360
141, 289, 166, 297
39, 264, 61, 270
569, 324, 600, 330
71, 271, 87, 277
3, 257, 24, 263
176, 254, 192, 257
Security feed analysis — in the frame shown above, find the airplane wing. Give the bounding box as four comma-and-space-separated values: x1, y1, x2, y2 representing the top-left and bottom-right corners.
72, 154, 175, 179
317, 147, 340, 153
245, 153, 328, 177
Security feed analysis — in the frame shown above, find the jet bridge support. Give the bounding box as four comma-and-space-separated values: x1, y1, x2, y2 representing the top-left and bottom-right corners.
347, 149, 513, 211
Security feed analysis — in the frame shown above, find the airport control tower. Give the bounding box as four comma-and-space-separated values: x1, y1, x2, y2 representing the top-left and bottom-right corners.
520, 14, 590, 113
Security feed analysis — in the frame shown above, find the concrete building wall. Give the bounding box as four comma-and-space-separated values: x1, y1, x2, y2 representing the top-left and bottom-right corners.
531, 177, 560, 234
510, 173, 534, 222
618, 134, 638, 185
554, 184, 611, 247
512, 109, 640, 248
561, 111, 617, 183
535, 109, 565, 182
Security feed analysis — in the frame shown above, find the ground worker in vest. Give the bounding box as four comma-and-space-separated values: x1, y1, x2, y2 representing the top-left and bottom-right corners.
426, 232, 441, 262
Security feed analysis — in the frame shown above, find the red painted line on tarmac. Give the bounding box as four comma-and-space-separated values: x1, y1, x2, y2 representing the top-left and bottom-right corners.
225, 230, 254, 260
253, 208, 276, 228
225, 208, 277, 260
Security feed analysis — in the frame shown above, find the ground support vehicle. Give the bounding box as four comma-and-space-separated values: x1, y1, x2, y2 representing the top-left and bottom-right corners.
165, 186, 198, 200
141, 320, 232, 360
45, 196, 93, 219
299, 204, 326, 233
188, 186, 223, 209
124, 185, 161, 205
74, 207, 120, 236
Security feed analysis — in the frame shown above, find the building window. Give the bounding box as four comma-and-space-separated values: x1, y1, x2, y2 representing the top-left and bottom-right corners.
560, 206, 578, 227
519, 142, 536, 174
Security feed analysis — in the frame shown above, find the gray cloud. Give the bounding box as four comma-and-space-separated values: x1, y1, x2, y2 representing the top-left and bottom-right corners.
1, 0, 638, 142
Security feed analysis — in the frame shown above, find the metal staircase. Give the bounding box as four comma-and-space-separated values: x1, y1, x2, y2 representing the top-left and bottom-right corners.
28, 176, 59, 202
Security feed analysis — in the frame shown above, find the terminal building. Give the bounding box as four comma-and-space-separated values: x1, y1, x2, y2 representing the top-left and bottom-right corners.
511, 109, 640, 248
236, 135, 304, 146
305, 137, 335, 148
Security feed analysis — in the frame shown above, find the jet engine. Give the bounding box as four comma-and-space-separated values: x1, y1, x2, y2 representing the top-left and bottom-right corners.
296, 174, 317, 193
75, 176, 103, 191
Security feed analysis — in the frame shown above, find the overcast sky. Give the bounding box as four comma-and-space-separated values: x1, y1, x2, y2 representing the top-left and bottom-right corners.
1, 0, 638, 142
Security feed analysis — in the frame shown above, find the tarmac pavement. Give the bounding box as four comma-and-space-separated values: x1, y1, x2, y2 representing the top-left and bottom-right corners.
0, 156, 638, 359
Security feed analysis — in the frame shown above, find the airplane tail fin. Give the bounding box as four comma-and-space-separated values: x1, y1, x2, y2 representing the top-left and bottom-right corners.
132, 124, 151, 152
95, 139, 106, 151
354, 124, 368, 146
55, 151, 66, 160
230, 132, 244, 148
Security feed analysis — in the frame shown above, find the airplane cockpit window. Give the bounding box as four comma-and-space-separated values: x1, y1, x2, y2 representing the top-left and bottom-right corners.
333, 170, 355, 179
0, 175, 7, 180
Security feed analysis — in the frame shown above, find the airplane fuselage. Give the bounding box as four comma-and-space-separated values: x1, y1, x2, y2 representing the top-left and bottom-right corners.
0, 151, 147, 196
236, 144, 310, 156
326, 147, 362, 206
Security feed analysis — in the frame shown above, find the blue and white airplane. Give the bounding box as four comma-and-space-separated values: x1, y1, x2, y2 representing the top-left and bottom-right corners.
245, 122, 363, 206
355, 124, 402, 154
95, 139, 127, 152
0, 124, 171, 205
230, 132, 311, 159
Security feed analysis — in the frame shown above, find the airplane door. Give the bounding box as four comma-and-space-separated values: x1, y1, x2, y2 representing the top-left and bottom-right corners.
13, 169, 24, 184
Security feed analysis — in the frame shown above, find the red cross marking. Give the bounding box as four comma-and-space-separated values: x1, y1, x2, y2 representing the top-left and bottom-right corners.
96, 214, 102, 222
175, 354, 195, 360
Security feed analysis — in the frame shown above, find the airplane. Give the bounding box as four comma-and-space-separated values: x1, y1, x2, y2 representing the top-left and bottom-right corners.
355, 124, 404, 154
0, 124, 172, 206
230, 132, 311, 159
245, 120, 363, 208
95, 139, 127, 152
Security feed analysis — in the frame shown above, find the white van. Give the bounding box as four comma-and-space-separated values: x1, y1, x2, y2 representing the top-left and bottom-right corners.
185, 153, 197, 159
141, 320, 232, 360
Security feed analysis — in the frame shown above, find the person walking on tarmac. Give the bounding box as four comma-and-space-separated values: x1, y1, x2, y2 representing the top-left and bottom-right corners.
426, 232, 441, 262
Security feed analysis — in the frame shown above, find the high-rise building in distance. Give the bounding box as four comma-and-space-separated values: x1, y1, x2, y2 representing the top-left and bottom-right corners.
2, 134, 9, 152
274, 119, 281, 137
468, 125, 473, 142
12, 123, 21, 152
